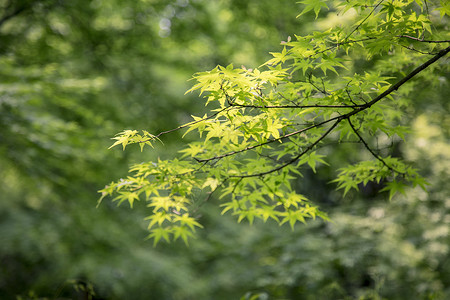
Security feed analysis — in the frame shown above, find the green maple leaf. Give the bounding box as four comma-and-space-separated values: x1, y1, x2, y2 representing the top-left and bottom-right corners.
297, 0, 328, 19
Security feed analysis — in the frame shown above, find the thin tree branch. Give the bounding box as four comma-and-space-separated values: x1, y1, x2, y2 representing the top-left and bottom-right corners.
305, 37, 378, 60
347, 117, 405, 174
277, 92, 301, 106
140, 106, 233, 142
346, 45, 449, 117
307, 72, 331, 95
344, 0, 385, 42
228, 103, 362, 109
229, 119, 343, 178
195, 115, 343, 163
397, 35, 450, 43
399, 44, 435, 55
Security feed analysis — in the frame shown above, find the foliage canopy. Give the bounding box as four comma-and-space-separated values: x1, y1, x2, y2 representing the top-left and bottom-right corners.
100, 0, 449, 245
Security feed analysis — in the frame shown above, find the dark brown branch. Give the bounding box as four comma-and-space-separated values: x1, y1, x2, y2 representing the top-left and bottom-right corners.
229, 119, 342, 178
228, 103, 362, 109
277, 92, 301, 106
304, 37, 378, 60
344, 0, 385, 42
347, 117, 405, 174
195, 115, 343, 163
397, 35, 450, 43
140, 106, 233, 142
346, 45, 450, 117
307, 72, 330, 95
399, 44, 434, 55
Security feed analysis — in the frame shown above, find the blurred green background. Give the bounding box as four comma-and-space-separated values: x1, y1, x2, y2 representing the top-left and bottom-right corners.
0, 0, 449, 299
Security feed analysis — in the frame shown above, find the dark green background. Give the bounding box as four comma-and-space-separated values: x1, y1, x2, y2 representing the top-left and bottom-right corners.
1, 0, 449, 299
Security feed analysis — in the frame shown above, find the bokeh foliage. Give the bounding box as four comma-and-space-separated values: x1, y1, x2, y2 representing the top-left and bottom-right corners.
1, 0, 449, 299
